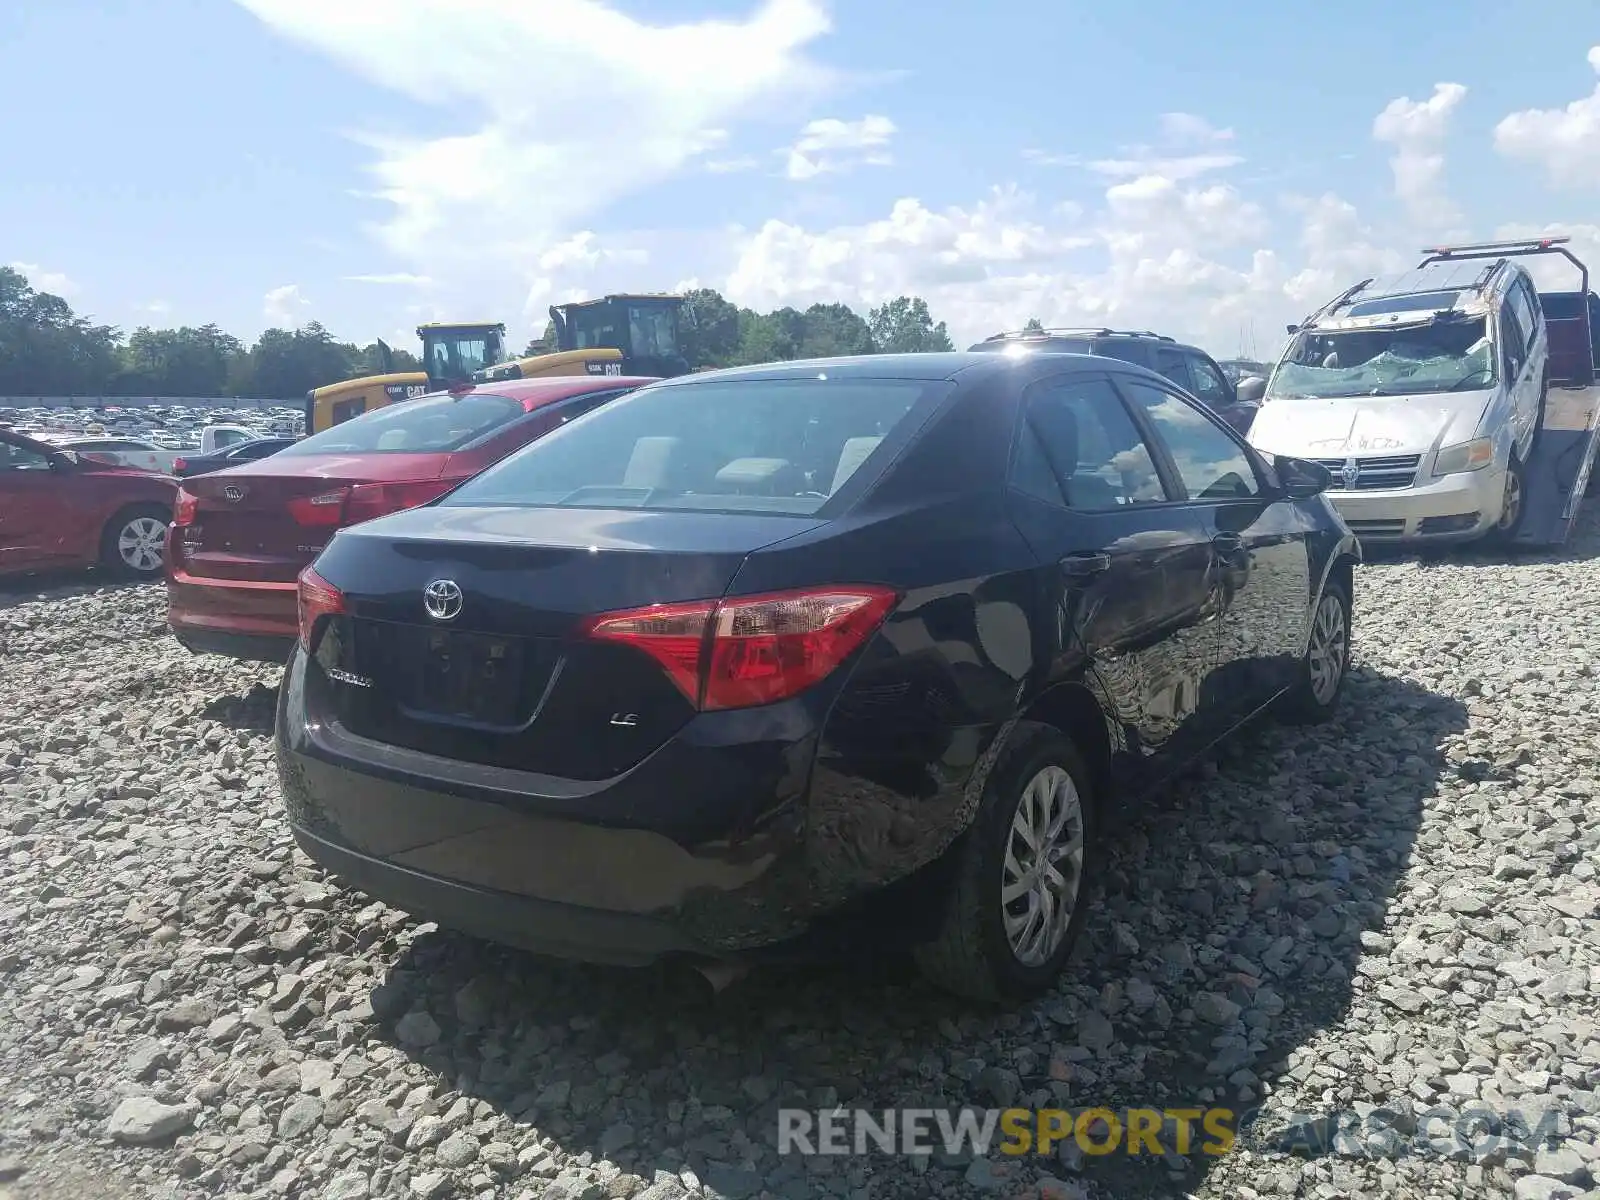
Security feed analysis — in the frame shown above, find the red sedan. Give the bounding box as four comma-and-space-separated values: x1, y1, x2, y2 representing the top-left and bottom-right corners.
0, 428, 178, 579
166, 376, 654, 662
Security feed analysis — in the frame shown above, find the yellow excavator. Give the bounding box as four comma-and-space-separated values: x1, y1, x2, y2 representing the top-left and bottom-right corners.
303, 294, 691, 434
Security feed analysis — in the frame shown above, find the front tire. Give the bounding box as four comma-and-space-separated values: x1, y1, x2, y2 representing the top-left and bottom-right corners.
1490, 452, 1527, 544
913, 721, 1097, 1003
101, 505, 170, 578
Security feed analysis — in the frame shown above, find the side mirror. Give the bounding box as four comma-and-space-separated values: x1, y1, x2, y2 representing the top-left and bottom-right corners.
1274, 454, 1331, 499
1236, 376, 1267, 404
50, 451, 78, 471
1285, 324, 1300, 335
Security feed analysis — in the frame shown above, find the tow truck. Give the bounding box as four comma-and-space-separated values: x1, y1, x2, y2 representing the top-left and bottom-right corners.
1419, 239, 1600, 547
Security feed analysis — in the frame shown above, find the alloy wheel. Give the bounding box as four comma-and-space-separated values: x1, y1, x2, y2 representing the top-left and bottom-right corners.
1000, 765, 1086, 967
1307, 590, 1348, 705
118, 517, 167, 574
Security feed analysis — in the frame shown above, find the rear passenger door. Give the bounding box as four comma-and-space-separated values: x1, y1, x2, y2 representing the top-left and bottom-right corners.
1115, 375, 1310, 710
1004, 372, 1228, 791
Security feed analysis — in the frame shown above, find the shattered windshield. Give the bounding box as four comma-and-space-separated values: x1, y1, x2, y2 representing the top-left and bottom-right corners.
1268, 316, 1495, 399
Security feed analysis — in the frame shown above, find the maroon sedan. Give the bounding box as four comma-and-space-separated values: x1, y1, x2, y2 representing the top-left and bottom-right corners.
0, 428, 178, 579
166, 376, 653, 662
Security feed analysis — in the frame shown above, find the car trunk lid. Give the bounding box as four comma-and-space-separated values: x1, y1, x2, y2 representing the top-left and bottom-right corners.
176, 455, 453, 584
307, 506, 822, 779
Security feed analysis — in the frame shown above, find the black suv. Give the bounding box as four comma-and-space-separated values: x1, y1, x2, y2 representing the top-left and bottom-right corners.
970, 328, 1260, 434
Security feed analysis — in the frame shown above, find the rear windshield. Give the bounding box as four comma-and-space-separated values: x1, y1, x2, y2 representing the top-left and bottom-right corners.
281, 392, 524, 456
441, 376, 941, 516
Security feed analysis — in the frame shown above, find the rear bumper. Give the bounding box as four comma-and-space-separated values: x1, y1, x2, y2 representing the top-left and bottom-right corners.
274, 644, 977, 963
166, 530, 299, 662
288, 821, 700, 965
1325, 463, 1507, 542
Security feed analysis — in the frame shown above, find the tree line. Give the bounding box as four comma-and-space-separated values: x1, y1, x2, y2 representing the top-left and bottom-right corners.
0, 266, 960, 400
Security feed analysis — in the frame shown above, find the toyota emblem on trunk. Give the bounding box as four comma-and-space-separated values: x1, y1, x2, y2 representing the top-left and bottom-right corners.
224, 485, 246, 503
423, 580, 463, 621
1340, 458, 1361, 488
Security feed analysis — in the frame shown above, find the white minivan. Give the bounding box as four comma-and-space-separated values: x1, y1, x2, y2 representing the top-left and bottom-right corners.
1247, 254, 1548, 543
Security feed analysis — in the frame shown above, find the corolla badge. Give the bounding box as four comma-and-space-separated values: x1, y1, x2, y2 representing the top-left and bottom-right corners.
423, 579, 463, 621
1340, 458, 1361, 488
223, 485, 246, 503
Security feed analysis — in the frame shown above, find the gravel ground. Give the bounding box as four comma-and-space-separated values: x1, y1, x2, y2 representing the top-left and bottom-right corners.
2, 510, 1599, 1200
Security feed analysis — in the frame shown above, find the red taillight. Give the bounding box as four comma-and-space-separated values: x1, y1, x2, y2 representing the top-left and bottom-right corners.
297, 566, 346, 653
173, 488, 199, 527
344, 479, 456, 525
288, 489, 349, 526
580, 585, 898, 711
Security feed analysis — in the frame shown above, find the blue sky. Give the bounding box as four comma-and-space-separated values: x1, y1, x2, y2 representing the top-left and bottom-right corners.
3, 0, 1598, 359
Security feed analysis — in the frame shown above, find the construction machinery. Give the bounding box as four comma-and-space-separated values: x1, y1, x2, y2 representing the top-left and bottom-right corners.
303, 295, 691, 435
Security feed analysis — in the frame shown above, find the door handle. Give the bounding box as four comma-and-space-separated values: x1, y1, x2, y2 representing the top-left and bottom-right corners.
1060, 551, 1111, 578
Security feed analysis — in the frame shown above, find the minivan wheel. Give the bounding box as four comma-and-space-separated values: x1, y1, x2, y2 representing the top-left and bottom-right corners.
1278, 578, 1350, 725
1493, 453, 1526, 540
101, 505, 170, 577
913, 721, 1097, 1003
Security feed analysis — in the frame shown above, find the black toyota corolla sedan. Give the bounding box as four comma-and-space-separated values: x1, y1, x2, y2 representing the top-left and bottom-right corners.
277, 351, 1359, 1001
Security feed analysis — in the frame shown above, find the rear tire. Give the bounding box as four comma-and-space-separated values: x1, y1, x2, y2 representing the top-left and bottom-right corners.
913, 721, 1097, 1003
100, 505, 170, 578
1278, 577, 1351, 725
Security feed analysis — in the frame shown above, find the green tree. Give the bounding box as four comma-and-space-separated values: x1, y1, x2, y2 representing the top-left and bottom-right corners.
350, 340, 420, 377
248, 323, 357, 400
522, 321, 557, 357
0, 267, 122, 395
679, 288, 741, 368
114, 324, 244, 396
798, 302, 874, 357
730, 310, 797, 365
867, 296, 954, 353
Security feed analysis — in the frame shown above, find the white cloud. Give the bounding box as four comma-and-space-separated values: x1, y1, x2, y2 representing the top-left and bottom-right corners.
705, 157, 761, 174
234, 0, 833, 272
1491, 220, 1600, 292
10, 262, 78, 298
715, 166, 1420, 363
344, 272, 434, 285
135, 300, 172, 319
1158, 112, 1235, 144
1027, 112, 1244, 183
263, 284, 311, 327
1493, 46, 1600, 189
1372, 82, 1467, 227
784, 114, 896, 180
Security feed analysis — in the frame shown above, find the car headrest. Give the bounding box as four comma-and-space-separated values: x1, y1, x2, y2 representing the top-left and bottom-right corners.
831, 436, 883, 493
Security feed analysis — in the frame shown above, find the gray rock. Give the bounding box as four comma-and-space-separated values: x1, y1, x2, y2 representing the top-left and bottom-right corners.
277, 1095, 325, 1139
1514, 1177, 1581, 1200
1193, 992, 1242, 1026
1077, 1010, 1115, 1052
106, 1097, 197, 1144
323, 1171, 371, 1200
435, 1132, 480, 1168
394, 1010, 442, 1049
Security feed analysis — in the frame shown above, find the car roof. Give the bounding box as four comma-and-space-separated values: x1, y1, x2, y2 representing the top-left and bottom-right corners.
467, 376, 659, 407
644, 352, 1063, 387
0, 427, 58, 455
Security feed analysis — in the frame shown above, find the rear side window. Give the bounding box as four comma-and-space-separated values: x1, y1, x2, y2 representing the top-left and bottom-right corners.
1011, 376, 1171, 509
443, 377, 943, 516
1155, 347, 1191, 389
282, 392, 525, 456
